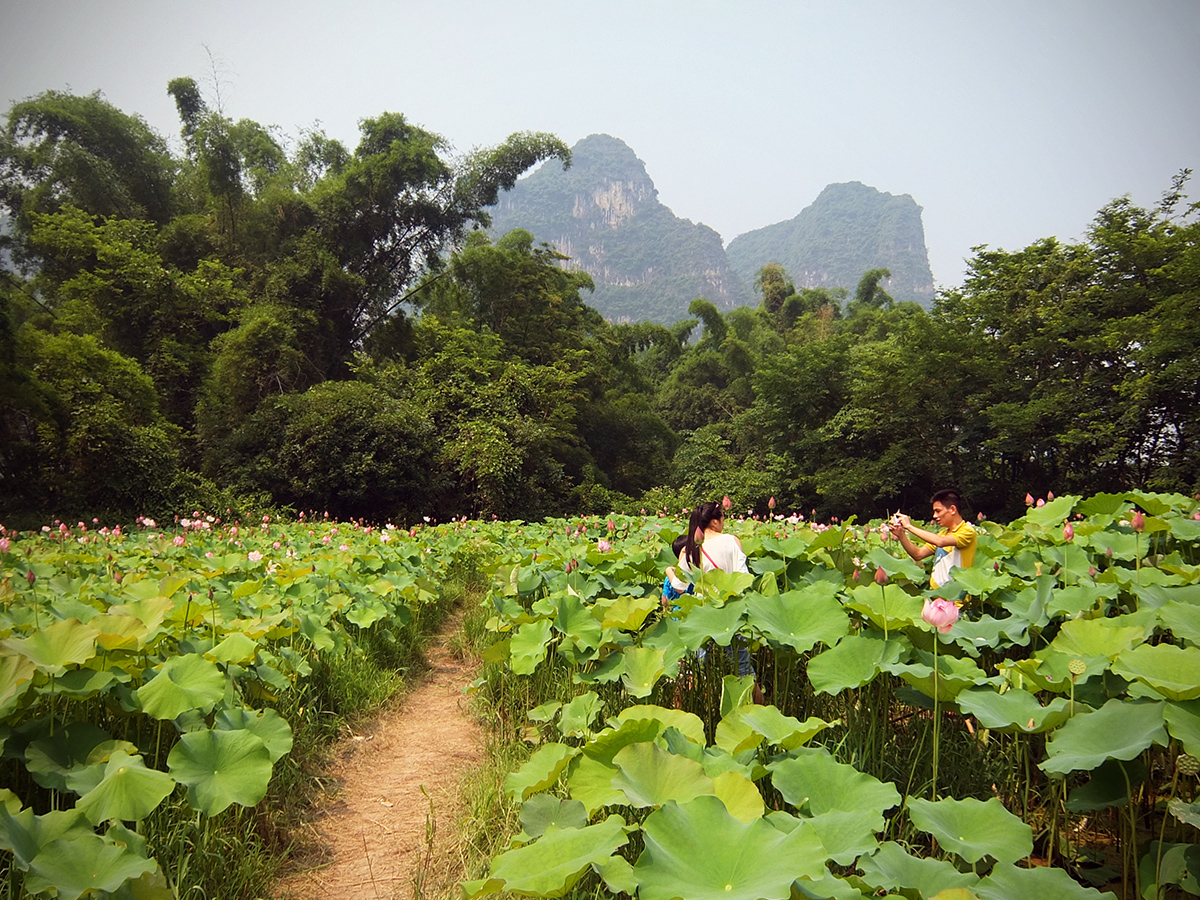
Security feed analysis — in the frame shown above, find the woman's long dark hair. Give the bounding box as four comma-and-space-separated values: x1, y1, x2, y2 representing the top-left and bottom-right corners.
683, 501, 724, 568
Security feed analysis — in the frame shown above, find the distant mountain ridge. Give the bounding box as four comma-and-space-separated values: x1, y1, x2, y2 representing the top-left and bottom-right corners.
726, 181, 935, 307
487, 135, 934, 323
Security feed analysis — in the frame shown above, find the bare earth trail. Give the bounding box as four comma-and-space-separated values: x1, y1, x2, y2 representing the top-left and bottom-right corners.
275, 608, 484, 900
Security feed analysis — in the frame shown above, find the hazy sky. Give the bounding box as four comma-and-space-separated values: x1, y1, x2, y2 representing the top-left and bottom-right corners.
2, 1, 1197, 288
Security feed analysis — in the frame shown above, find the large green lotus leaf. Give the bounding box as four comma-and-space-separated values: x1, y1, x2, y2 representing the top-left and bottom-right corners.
715, 706, 834, 754
973, 861, 1118, 900
858, 841, 980, 896
504, 742, 579, 801
91, 614, 150, 652
956, 686, 1073, 733
939, 564, 1011, 599
1, 618, 99, 674
744, 586, 850, 653
558, 692, 603, 738
574, 649, 626, 685
567, 753, 624, 814
551, 593, 603, 647
1048, 617, 1150, 661
510, 619, 553, 676
1045, 583, 1120, 618
1159, 600, 1200, 645
1024, 495, 1079, 527
610, 705, 706, 745
484, 815, 628, 898
1139, 583, 1200, 613
517, 794, 588, 841
1041, 698, 1168, 775
885, 650, 993, 701
597, 594, 656, 632
711, 770, 764, 823
63, 740, 142, 796
866, 547, 929, 584
807, 634, 906, 695
0, 806, 94, 871
592, 853, 638, 895
167, 728, 272, 815
214, 707, 293, 763
720, 674, 758, 716
25, 721, 112, 792
0, 653, 36, 718
678, 600, 747, 650
845, 583, 925, 632
612, 741, 715, 807
345, 599, 389, 629
1065, 758, 1147, 812
621, 646, 666, 698
205, 631, 258, 665
769, 749, 900, 825
1076, 493, 1127, 518
633, 795, 826, 900
907, 796, 1032, 864
25, 832, 158, 900
1169, 798, 1200, 829
136, 654, 224, 720
769, 807, 883, 867
1139, 842, 1200, 899
75, 751, 174, 825
1111, 643, 1200, 701
585, 717, 665, 765
1164, 700, 1200, 756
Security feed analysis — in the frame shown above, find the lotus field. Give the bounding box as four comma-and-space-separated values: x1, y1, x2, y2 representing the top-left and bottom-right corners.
1, 492, 1199, 900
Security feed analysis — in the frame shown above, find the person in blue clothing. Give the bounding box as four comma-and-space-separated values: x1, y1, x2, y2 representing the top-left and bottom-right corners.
661, 534, 693, 612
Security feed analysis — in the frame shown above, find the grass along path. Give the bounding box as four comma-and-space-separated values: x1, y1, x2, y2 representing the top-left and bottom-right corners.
274, 605, 484, 900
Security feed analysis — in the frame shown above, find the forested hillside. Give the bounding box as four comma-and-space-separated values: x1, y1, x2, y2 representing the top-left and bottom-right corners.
0, 86, 1195, 528
487, 133, 749, 324
727, 181, 936, 307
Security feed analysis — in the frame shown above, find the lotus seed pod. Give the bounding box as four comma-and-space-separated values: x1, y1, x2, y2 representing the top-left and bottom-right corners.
1178, 755, 1200, 776
1067, 658, 1086, 676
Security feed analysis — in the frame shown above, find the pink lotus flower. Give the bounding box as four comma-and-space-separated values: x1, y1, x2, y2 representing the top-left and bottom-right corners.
597, 539, 611, 553
173, 535, 186, 547
1132, 510, 1145, 533
922, 598, 959, 633
1036, 498, 1045, 507
0, 538, 9, 553
248, 550, 263, 563
1063, 522, 1074, 542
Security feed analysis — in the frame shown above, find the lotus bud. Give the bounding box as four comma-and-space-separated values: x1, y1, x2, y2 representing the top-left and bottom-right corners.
26, 569, 35, 585
607, 518, 615, 532
852, 569, 860, 581
874, 567, 888, 585
1047, 491, 1055, 501
1106, 546, 1113, 558
1193, 511, 1200, 521
59, 523, 68, 534
1036, 498, 1045, 507
768, 496, 776, 510
1089, 566, 1096, 578
994, 561, 1000, 572
921, 598, 960, 633
694, 526, 704, 544
1063, 522, 1074, 542
1025, 493, 1034, 506
1132, 510, 1145, 533
114, 569, 122, 583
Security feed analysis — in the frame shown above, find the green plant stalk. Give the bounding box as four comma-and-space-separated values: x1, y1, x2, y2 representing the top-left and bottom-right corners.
1119, 761, 1141, 900
881, 582, 888, 641
931, 634, 939, 800
1154, 764, 1180, 900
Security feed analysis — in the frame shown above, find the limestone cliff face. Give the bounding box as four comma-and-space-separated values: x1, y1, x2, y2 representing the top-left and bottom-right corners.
726, 182, 936, 307
489, 134, 747, 325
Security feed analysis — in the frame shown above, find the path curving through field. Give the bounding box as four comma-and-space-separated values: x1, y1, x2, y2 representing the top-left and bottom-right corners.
274, 608, 483, 900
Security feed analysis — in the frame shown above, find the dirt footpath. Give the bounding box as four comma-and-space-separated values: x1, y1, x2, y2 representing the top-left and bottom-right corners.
275, 609, 483, 900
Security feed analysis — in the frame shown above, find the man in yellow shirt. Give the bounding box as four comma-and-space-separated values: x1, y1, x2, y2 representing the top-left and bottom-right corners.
890, 489, 976, 589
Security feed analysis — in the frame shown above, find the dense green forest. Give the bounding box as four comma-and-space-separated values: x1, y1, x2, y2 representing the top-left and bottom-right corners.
0, 85, 1196, 528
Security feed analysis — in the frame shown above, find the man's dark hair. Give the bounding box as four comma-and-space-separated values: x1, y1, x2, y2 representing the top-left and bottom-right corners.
931, 489, 967, 515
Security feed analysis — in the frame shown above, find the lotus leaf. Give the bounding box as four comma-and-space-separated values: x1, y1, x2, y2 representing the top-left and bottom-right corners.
344, 600, 387, 629
807, 634, 906, 695
744, 586, 850, 653
597, 594, 656, 632
949, 614, 1030, 655
593, 853, 639, 894
715, 705, 833, 754
720, 673, 757, 715
551, 593, 603, 647
854, 841, 979, 897
1139, 841, 1200, 899
769, 749, 900, 826
1, 618, 99, 674
612, 740, 715, 807
956, 686, 1073, 733
885, 650, 993, 702
1048, 617, 1150, 661
1158, 599, 1200, 644
510, 619, 553, 675
167, 728, 272, 815
677, 600, 747, 650
939, 564, 1010, 597
481, 814, 628, 897
1045, 583, 1119, 618
1168, 797, 1200, 829
863, 549, 926, 585
1065, 758, 1147, 812
527, 700, 562, 723
517, 794, 588, 840
75, 750, 175, 824
610, 704, 706, 745
621, 646, 666, 698
806, 809, 884, 865
24, 721, 112, 791
845, 583, 925, 632
0, 653, 36, 717
1025, 495, 1079, 527
1110, 643, 1200, 701
633, 795, 826, 900
91, 614, 149, 651
973, 861, 1118, 900
1075, 494, 1127, 518
585, 717, 665, 764
1041, 699, 1167, 775
206, 631, 258, 665
1164, 700, 1200, 756
567, 753, 625, 814
63, 739, 143, 795
907, 796, 1032, 863
503, 742, 579, 801
25, 832, 157, 900
214, 707, 294, 762
136, 654, 224, 720
792, 867, 868, 900
711, 770, 763, 823
558, 691, 603, 738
